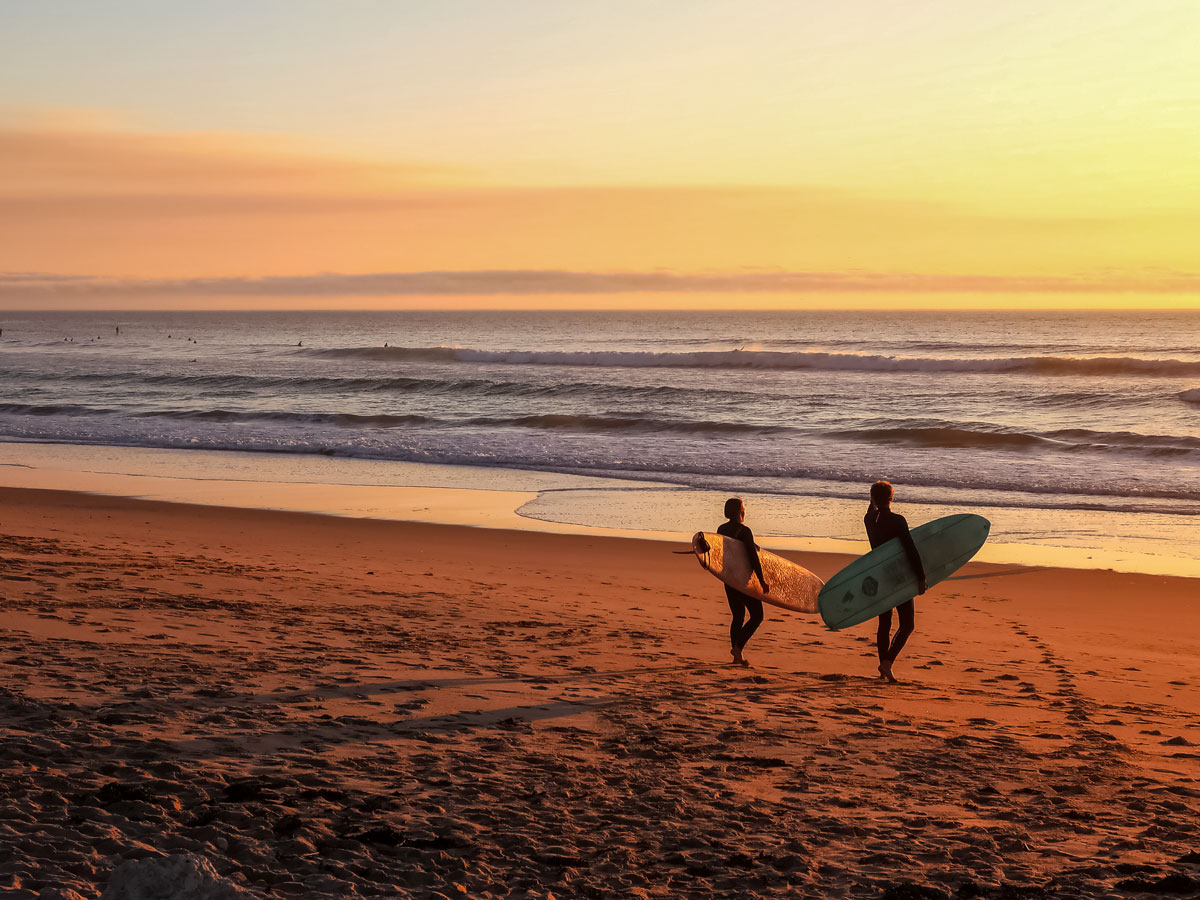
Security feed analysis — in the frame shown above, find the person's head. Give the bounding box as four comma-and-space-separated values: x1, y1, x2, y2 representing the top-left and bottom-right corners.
869, 480, 894, 509
724, 497, 745, 522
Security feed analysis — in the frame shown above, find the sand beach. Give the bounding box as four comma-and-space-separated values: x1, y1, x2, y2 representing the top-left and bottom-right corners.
2, 485, 1198, 899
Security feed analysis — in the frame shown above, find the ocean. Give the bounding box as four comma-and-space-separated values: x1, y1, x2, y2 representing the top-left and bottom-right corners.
2, 309, 1199, 574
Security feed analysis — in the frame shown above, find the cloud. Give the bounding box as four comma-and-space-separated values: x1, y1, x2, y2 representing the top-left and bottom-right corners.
3, 268, 1198, 299
3, 115, 1196, 298
0, 120, 466, 197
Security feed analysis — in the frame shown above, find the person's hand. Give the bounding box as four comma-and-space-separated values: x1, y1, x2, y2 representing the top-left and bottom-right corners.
918, 578, 928, 595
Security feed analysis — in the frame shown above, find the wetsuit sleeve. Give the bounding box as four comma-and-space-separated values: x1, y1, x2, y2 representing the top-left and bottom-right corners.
896, 515, 926, 583
740, 526, 767, 586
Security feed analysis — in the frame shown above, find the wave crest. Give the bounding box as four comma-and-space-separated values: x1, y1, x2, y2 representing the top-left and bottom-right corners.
832, 421, 1200, 457
306, 345, 1200, 377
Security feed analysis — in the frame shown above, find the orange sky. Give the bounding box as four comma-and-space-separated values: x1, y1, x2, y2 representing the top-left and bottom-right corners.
2, 1, 1197, 309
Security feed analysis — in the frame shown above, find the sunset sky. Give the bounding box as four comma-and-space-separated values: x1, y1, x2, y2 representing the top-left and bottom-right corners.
2, 0, 1197, 309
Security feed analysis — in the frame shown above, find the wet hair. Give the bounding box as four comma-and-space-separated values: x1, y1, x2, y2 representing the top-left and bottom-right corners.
724, 497, 744, 519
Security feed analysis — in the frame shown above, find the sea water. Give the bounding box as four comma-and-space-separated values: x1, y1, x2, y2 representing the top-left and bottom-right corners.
1, 309, 1198, 574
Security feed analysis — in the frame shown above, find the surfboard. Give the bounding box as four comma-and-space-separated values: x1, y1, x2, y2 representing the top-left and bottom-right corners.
817, 513, 990, 630
692, 532, 823, 613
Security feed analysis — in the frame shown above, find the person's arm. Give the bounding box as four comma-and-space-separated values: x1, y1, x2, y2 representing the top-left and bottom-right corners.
895, 516, 927, 593
740, 526, 769, 592
864, 509, 879, 549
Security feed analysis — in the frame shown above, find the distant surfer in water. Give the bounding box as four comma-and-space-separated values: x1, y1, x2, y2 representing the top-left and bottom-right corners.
866, 480, 926, 683
718, 498, 769, 666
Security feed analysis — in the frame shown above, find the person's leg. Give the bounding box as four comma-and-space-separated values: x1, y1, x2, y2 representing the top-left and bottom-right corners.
726, 588, 747, 663
887, 600, 916, 663
876, 610, 893, 661
876, 609, 894, 681
739, 599, 764, 649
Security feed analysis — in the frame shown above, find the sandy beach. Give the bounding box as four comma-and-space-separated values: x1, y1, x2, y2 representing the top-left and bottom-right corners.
1, 486, 1198, 899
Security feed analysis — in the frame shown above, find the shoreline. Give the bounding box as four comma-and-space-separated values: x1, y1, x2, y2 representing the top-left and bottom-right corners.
6, 481, 1200, 589
3, 440, 1200, 579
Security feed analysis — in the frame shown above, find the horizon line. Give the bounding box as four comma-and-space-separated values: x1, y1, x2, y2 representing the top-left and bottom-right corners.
3, 268, 1200, 304
4, 305, 1200, 314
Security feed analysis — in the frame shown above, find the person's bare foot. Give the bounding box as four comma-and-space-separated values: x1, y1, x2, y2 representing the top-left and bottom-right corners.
879, 661, 898, 684
731, 646, 744, 666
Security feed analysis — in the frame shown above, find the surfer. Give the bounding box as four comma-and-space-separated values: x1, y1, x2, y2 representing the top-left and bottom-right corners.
717, 498, 769, 666
866, 481, 927, 683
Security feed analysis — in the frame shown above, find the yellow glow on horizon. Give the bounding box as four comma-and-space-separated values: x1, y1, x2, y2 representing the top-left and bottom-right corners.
8, 290, 1199, 313
4, 0, 1200, 316
3, 1, 1198, 312
3, 132, 1195, 305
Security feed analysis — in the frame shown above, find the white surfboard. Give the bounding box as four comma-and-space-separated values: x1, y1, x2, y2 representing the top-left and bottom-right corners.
692, 531, 823, 614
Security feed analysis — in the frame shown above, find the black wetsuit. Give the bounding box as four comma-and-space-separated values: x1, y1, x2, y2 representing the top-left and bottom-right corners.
864, 505, 926, 664
717, 520, 765, 649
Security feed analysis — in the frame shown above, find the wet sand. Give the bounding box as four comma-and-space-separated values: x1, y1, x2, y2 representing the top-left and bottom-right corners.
1, 486, 1198, 899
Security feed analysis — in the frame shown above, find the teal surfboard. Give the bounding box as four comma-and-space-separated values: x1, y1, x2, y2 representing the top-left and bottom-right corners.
818, 514, 990, 630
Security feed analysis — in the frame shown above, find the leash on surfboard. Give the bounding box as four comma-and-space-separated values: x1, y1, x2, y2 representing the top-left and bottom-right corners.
673, 532, 710, 554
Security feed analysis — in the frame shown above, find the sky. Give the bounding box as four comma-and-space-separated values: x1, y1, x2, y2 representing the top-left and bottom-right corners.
1, 0, 1198, 309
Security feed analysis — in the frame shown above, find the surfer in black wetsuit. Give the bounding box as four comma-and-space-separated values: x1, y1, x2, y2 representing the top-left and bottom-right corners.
866, 480, 927, 683
717, 498, 769, 667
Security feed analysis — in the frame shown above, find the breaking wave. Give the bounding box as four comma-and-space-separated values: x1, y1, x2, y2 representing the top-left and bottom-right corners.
830, 422, 1200, 457
306, 346, 1200, 377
